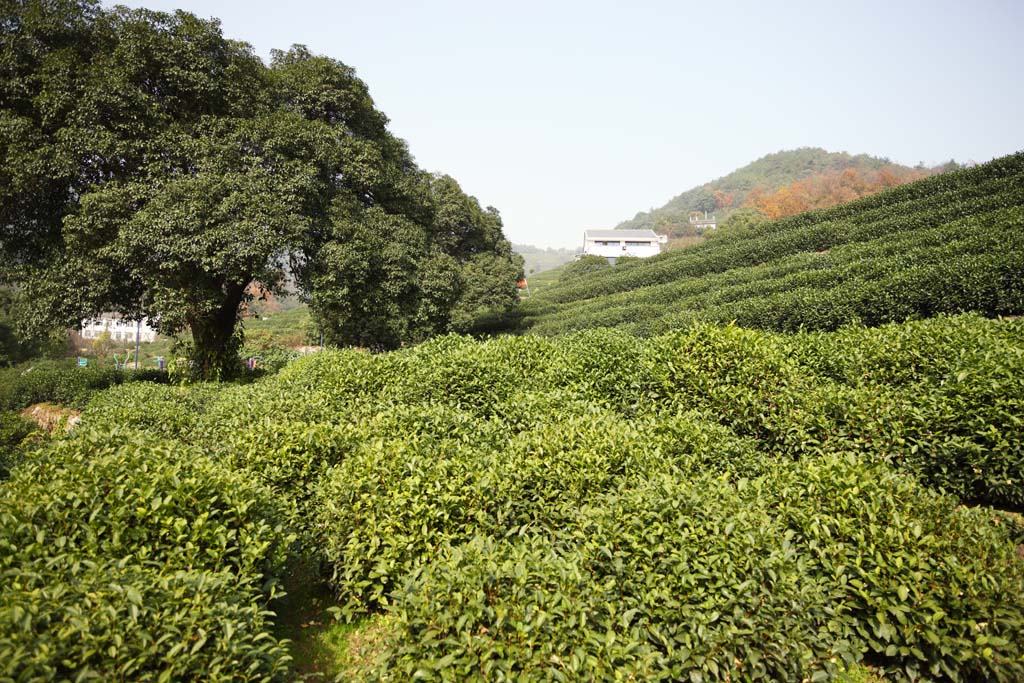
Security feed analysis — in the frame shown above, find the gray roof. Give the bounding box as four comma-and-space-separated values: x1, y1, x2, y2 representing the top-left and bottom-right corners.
584, 229, 659, 240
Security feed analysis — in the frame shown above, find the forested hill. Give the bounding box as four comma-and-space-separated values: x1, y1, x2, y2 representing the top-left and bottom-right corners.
519, 152, 1024, 336
616, 148, 954, 236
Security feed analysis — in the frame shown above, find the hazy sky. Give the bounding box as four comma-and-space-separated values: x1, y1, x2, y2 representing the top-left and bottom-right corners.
107, 0, 1024, 248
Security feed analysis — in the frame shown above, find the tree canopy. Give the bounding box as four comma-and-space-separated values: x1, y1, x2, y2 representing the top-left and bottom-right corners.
1, 1, 521, 375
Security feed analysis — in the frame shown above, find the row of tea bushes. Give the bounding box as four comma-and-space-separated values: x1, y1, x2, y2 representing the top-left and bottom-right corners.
0, 361, 172, 483
526, 206, 1024, 338
313, 408, 760, 617
0, 360, 168, 412
0, 431, 296, 681
0, 412, 35, 479
538, 154, 1024, 305
377, 456, 1024, 682
80, 314, 1024, 511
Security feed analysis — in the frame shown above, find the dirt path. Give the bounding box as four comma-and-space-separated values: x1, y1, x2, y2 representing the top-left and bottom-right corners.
20, 403, 81, 433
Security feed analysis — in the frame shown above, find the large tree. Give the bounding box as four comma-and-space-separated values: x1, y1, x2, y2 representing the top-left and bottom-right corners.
2, 2, 521, 376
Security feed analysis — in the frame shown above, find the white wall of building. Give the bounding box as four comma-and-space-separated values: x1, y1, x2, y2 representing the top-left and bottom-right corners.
582, 230, 667, 260
80, 316, 158, 343
583, 240, 662, 258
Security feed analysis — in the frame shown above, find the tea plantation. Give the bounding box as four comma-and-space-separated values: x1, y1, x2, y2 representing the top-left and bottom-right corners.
518, 153, 1024, 336
2, 314, 1022, 681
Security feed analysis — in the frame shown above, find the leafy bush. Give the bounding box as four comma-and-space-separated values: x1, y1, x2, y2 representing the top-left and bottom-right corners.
0, 412, 35, 478
39, 315, 1023, 680
80, 382, 217, 439
772, 456, 1024, 681
790, 316, 1024, 507
560, 254, 612, 281
0, 360, 168, 412
313, 408, 756, 618
0, 431, 296, 681
373, 456, 1024, 682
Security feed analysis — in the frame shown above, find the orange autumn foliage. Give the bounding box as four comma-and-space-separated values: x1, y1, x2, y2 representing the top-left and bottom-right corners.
744, 166, 929, 220
713, 189, 735, 209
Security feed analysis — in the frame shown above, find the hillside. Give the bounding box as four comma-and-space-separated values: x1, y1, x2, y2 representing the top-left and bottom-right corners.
615, 148, 953, 237
519, 152, 1024, 336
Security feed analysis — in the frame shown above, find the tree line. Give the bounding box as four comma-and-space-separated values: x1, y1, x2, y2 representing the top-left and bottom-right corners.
1, 0, 522, 377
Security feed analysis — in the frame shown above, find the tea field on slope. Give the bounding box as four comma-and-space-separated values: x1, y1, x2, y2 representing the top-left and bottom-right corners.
519, 153, 1024, 337
2, 314, 1023, 681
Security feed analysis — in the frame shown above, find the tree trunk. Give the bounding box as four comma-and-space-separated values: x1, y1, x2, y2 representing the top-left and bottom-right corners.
188, 282, 247, 380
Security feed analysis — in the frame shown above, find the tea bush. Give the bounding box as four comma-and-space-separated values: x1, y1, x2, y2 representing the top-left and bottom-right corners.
80, 381, 219, 439
0, 431, 296, 681
0, 412, 35, 479
374, 456, 1024, 682
0, 360, 168, 412
789, 316, 1024, 507
772, 456, 1024, 681
314, 408, 758, 617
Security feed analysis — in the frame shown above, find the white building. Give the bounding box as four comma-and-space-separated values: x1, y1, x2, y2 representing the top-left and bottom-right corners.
689, 211, 717, 233
582, 229, 668, 263
80, 314, 158, 343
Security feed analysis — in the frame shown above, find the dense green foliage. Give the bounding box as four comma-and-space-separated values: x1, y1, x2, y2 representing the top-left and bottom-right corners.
0, 432, 296, 681
559, 253, 613, 281
2, 1, 520, 376
0, 412, 35, 478
0, 288, 64, 367
521, 153, 1024, 336
385, 456, 1020, 682
0, 360, 167, 412
5, 315, 1019, 681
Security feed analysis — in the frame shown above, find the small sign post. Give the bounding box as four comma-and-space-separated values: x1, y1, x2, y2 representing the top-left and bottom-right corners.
77, 357, 88, 368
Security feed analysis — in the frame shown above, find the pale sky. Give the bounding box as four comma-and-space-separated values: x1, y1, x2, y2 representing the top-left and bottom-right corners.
107, 0, 1024, 248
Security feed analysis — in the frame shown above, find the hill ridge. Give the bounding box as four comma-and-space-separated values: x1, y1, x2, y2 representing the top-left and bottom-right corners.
615, 147, 951, 237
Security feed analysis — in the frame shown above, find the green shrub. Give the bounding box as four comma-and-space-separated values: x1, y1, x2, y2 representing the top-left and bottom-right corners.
0, 431, 296, 681
372, 456, 1024, 683
772, 455, 1024, 682
643, 323, 812, 447
0, 360, 168, 411
80, 382, 217, 439
31, 315, 1023, 681
560, 254, 612, 281
0, 411, 35, 479
790, 316, 1024, 507
313, 407, 755, 618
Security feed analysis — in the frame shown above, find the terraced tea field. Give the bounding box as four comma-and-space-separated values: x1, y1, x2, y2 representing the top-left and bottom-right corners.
519, 154, 1024, 337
